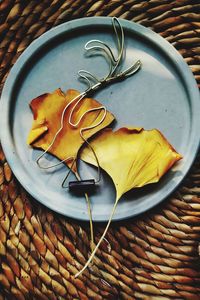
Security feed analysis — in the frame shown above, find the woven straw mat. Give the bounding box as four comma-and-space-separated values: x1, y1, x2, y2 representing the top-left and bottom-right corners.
0, 0, 200, 299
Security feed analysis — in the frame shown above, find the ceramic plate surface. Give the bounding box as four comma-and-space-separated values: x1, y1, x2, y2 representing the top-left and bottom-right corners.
1, 17, 200, 221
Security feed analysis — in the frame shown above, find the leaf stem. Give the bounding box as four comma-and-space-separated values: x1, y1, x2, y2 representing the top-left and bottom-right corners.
74, 199, 118, 278
75, 172, 94, 252
84, 192, 94, 252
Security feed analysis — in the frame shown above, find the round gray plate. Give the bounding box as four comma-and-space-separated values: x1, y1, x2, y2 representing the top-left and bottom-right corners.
0, 17, 199, 221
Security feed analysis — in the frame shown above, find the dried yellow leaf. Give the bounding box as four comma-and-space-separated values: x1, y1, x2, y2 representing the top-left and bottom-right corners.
27, 88, 115, 173
75, 126, 182, 278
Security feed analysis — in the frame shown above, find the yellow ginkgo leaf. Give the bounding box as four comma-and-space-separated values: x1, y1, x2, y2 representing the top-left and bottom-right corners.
81, 127, 182, 200
27, 88, 115, 173
75, 126, 182, 278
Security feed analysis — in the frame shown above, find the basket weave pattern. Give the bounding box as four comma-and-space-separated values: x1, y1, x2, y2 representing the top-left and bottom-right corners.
0, 1, 200, 299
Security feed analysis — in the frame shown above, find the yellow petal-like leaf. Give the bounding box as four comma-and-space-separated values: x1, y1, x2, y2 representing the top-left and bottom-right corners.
27, 88, 115, 173
81, 127, 182, 200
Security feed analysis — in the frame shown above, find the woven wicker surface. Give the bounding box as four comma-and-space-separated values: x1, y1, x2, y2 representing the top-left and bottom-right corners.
0, 0, 200, 299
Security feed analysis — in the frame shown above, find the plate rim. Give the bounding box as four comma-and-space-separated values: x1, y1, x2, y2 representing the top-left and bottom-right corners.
0, 16, 200, 222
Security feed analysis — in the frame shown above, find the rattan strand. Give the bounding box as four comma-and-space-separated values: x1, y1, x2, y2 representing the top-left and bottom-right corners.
0, 0, 200, 299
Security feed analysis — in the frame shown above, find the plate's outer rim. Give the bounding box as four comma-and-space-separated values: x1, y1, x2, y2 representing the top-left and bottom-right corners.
0, 16, 200, 222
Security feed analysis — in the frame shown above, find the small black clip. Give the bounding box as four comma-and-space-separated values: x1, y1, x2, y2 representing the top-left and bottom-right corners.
69, 179, 96, 194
